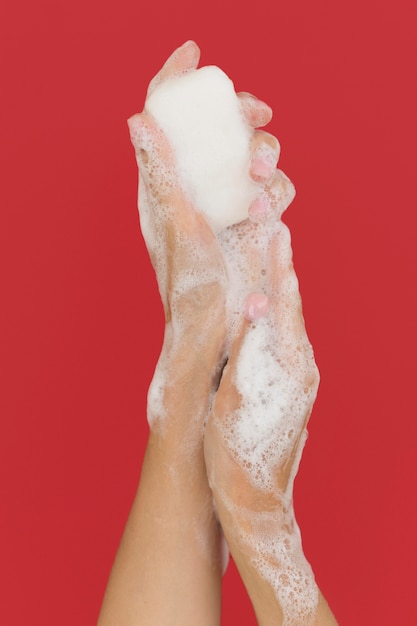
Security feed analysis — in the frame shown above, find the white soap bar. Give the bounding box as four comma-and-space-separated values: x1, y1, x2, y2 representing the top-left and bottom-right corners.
145, 66, 256, 232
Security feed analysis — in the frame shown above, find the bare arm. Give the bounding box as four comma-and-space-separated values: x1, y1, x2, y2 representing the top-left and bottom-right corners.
97, 42, 226, 626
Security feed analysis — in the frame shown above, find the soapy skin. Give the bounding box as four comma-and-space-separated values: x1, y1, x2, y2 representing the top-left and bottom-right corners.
205, 216, 321, 624
98, 41, 338, 626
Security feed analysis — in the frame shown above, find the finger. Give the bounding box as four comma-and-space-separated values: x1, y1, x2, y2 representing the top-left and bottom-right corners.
248, 169, 296, 223
127, 111, 182, 205
220, 530, 230, 576
250, 130, 280, 182
128, 111, 172, 161
269, 223, 304, 338
237, 92, 273, 128
127, 112, 217, 244
268, 223, 319, 393
267, 169, 296, 219
147, 40, 200, 96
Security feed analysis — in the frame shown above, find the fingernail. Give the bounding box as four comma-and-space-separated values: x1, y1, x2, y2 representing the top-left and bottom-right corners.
251, 158, 274, 180
248, 197, 270, 222
244, 293, 270, 320
250, 143, 278, 181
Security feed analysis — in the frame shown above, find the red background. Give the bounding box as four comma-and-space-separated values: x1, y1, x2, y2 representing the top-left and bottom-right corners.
1, 0, 416, 624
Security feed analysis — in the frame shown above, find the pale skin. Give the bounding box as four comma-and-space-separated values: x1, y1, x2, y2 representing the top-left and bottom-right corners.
97, 41, 338, 626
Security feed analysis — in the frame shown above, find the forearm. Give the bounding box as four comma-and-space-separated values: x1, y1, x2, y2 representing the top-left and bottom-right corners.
98, 430, 221, 626
214, 489, 336, 626
205, 419, 338, 626
98, 344, 224, 626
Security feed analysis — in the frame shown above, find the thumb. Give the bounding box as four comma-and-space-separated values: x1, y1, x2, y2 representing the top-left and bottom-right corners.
127, 111, 181, 204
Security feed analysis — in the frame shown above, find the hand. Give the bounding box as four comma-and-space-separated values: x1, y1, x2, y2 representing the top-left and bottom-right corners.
127, 41, 278, 449
128, 43, 227, 445
204, 186, 329, 623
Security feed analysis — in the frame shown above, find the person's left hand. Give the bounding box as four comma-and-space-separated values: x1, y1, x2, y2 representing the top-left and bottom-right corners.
128, 41, 279, 451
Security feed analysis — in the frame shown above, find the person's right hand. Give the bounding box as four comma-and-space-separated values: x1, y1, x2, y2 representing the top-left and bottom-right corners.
204, 194, 338, 624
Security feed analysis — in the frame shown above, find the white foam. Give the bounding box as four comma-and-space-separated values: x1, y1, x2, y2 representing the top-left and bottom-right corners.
214, 487, 319, 625
144, 65, 257, 232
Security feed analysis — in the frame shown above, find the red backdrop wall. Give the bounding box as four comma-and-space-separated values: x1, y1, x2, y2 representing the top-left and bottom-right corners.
1, 0, 416, 624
